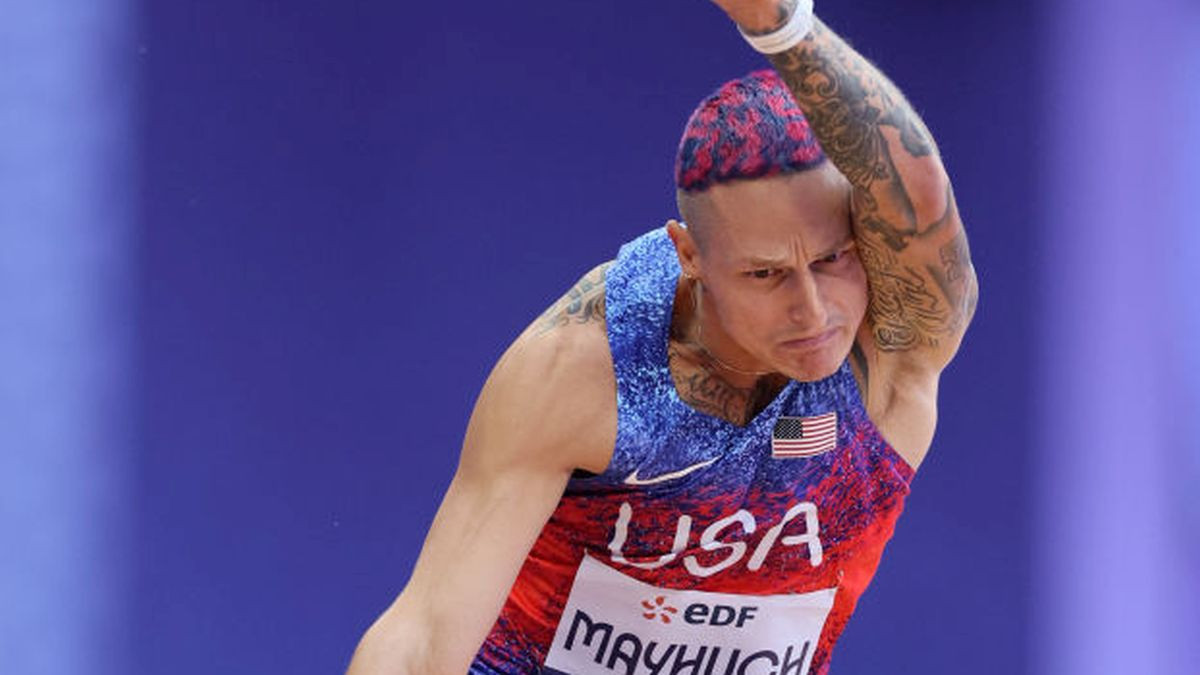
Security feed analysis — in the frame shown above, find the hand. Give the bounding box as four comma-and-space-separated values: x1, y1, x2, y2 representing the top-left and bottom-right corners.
709, 0, 793, 34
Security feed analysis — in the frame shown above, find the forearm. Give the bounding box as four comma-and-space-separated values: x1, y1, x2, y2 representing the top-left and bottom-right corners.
768, 15, 948, 251
722, 1, 976, 355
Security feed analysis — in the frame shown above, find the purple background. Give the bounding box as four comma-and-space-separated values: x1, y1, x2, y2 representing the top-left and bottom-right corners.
3, 0, 1197, 674
136, 2, 1032, 672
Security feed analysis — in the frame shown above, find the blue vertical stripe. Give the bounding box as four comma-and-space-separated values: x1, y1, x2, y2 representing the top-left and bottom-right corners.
0, 2, 133, 674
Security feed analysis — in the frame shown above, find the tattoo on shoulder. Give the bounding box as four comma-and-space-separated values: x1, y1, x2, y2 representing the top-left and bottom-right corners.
536, 262, 612, 335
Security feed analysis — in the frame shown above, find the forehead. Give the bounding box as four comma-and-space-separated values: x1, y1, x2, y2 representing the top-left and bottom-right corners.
690, 164, 852, 261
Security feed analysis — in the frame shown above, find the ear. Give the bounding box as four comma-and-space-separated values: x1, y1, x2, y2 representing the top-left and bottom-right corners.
666, 219, 702, 279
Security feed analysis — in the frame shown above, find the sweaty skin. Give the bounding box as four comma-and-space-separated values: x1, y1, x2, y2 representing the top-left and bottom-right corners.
347, 4, 976, 673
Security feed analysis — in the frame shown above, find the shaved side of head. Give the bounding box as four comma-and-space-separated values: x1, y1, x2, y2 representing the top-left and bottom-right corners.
676, 189, 713, 252
674, 69, 828, 254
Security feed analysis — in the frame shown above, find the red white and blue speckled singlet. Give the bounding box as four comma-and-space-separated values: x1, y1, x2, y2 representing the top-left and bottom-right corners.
470, 227, 915, 674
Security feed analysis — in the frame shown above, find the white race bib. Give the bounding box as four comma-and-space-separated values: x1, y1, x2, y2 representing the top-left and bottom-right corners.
544, 554, 836, 675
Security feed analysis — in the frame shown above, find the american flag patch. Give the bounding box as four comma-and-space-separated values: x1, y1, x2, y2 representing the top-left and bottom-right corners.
772, 412, 838, 458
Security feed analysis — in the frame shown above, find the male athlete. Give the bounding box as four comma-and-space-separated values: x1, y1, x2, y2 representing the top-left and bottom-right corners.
348, 0, 976, 673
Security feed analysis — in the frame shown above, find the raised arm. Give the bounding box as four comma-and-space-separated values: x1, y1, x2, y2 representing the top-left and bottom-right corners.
720, 2, 978, 368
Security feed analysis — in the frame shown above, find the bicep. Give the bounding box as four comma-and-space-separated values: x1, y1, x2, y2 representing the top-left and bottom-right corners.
855, 181, 977, 366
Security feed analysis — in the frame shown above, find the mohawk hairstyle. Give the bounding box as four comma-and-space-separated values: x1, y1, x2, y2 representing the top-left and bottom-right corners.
675, 69, 826, 192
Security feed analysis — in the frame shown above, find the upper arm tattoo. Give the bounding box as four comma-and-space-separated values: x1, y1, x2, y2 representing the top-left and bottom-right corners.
536, 262, 612, 335
928, 226, 977, 333
856, 186, 974, 351
768, 19, 976, 353
856, 232, 948, 350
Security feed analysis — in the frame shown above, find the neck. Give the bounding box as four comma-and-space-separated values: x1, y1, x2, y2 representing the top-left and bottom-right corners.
671, 277, 786, 388
691, 281, 774, 376
667, 278, 789, 425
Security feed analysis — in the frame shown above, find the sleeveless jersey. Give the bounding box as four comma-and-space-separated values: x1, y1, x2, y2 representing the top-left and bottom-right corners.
470, 227, 915, 675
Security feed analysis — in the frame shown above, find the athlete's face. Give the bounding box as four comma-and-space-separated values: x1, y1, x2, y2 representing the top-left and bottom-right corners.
670, 163, 868, 382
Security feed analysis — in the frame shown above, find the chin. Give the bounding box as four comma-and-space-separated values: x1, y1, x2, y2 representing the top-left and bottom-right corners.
773, 335, 852, 382
782, 360, 842, 383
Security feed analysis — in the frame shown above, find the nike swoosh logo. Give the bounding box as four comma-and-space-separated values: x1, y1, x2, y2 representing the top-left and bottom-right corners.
623, 457, 719, 486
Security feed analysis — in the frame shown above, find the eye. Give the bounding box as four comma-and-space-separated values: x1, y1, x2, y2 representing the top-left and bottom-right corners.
746, 268, 781, 280
816, 244, 855, 266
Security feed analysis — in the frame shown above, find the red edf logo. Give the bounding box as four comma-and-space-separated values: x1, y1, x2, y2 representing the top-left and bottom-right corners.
640, 596, 678, 623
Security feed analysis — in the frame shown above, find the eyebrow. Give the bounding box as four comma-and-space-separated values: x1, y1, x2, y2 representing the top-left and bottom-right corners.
737, 233, 855, 267
739, 254, 790, 267
819, 233, 857, 257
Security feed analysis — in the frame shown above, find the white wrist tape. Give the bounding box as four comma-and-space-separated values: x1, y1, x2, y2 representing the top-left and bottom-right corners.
737, 0, 815, 54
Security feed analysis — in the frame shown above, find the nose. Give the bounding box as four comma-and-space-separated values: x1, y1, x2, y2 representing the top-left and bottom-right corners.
786, 267, 829, 332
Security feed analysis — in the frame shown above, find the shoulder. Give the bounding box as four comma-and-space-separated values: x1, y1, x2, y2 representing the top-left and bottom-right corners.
532, 261, 612, 337
472, 262, 617, 475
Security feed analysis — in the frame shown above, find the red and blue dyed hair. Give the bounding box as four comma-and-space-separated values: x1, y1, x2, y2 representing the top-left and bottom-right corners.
675, 69, 826, 192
